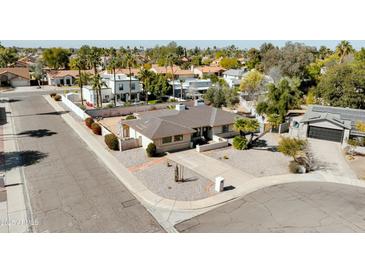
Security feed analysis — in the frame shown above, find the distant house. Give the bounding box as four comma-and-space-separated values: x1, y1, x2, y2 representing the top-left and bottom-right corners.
102, 72, 142, 102
193, 66, 225, 78
169, 78, 212, 99
150, 65, 196, 80
120, 105, 240, 153
223, 69, 248, 87
47, 70, 80, 86
0, 67, 30, 87
290, 105, 365, 144
82, 86, 113, 107
15, 56, 35, 68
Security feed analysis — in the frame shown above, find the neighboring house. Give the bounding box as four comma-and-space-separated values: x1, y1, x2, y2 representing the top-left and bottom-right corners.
192, 66, 225, 78
0, 67, 30, 87
290, 105, 365, 144
169, 78, 212, 99
47, 70, 80, 86
120, 105, 240, 153
223, 68, 248, 87
82, 86, 113, 107
102, 73, 142, 102
15, 56, 35, 68
150, 65, 196, 80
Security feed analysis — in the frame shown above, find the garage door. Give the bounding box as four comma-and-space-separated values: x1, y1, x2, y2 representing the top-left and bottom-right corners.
308, 126, 343, 142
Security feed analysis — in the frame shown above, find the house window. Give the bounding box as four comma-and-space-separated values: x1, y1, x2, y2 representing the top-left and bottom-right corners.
162, 136, 172, 144
174, 135, 183, 142
119, 84, 124, 91
131, 83, 136, 90
222, 125, 229, 133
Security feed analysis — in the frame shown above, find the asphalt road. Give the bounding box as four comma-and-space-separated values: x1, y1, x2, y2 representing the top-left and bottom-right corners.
3, 91, 163, 232
176, 181, 365, 232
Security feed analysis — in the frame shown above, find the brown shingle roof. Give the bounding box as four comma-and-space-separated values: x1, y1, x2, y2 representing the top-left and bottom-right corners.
0, 67, 30, 80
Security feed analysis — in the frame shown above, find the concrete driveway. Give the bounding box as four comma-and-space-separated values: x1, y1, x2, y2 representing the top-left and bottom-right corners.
308, 138, 357, 179
176, 181, 365, 232
166, 149, 254, 188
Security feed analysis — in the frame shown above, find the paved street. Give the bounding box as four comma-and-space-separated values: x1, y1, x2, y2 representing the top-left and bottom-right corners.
176, 181, 365, 232
2, 91, 163, 232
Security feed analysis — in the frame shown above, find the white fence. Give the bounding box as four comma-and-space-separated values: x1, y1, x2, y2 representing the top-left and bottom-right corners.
61, 95, 90, 120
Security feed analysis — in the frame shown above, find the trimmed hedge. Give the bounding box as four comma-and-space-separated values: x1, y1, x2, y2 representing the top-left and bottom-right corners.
54, 94, 62, 101
104, 134, 119, 150
84, 117, 94, 128
125, 114, 136, 120
91, 123, 102, 135
50, 93, 57, 97
146, 143, 157, 157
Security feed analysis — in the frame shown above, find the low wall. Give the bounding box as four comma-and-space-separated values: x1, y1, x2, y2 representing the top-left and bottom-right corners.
61, 95, 90, 120
196, 140, 228, 152
121, 138, 141, 151
85, 100, 195, 118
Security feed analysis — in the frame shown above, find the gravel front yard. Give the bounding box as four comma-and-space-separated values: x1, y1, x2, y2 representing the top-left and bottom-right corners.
204, 133, 291, 177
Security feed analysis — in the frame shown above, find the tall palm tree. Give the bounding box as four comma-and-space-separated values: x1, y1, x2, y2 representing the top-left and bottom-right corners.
73, 55, 88, 105
336, 40, 354, 64
87, 47, 102, 107
179, 79, 185, 100
138, 68, 154, 103
123, 51, 137, 102
91, 74, 106, 108
107, 48, 121, 106
165, 54, 177, 98
75, 72, 91, 104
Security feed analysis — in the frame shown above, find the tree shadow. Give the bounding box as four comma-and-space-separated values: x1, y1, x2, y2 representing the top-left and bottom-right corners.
0, 150, 48, 172
8, 99, 22, 103
251, 139, 278, 152
17, 129, 57, 138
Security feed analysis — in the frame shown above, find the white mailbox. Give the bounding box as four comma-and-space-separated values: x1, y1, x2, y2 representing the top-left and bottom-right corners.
215, 176, 224, 192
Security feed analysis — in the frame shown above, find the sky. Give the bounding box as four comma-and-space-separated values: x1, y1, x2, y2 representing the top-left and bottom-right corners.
2, 40, 365, 50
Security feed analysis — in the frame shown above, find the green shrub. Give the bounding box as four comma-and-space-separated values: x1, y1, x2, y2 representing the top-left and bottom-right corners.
104, 134, 119, 150
232, 136, 248, 150
125, 114, 136, 120
54, 94, 62, 101
91, 123, 102, 135
78, 104, 86, 111
146, 143, 157, 157
106, 103, 114, 108
84, 117, 94, 128
50, 93, 57, 97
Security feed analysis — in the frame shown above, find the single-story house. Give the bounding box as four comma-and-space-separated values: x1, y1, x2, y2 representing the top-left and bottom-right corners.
0, 67, 30, 87
290, 105, 365, 143
150, 65, 196, 80
193, 66, 225, 78
223, 68, 248, 88
120, 104, 240, 153
47, 70, 90, 86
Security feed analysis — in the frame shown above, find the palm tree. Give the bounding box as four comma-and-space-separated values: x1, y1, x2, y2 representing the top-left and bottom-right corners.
123, 51, 137, 102
234, 118, 260, 145
166, 54, 177, 98
73, 55, 88, 105
179, 79, 185, 100
87, 47, 102, 107
138, 68, 154, 103
75, 72, 91, 104
336, 40, 354, 64
91, 74, 106, 108
107, 49, 121, 106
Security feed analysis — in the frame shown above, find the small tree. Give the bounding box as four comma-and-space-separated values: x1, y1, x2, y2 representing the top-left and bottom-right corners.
232, 136, 248, 150
234, 118, 260, 145
278, 137, 307, 163
146, 143, 157, 157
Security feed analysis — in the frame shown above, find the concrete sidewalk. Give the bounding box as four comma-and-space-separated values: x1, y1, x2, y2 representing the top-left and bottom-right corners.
0, 102, 32, 233
43, 95, 365, 230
